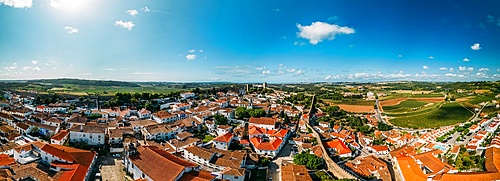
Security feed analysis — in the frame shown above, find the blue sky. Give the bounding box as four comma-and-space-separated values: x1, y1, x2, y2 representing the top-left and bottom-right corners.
0, 0, 499, 82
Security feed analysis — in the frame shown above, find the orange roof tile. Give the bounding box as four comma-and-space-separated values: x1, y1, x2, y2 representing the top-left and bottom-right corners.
51, 130, 69, 141
397, 156, 427, 181
213, 132, 233, 143
324, 139, 351, 155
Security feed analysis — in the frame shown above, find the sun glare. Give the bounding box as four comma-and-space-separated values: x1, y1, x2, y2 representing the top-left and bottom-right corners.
52, 0, 88, 13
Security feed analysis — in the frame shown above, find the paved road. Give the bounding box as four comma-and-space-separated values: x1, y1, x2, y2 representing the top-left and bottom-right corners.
100, 156, 125, 181
269, 140, 294, 181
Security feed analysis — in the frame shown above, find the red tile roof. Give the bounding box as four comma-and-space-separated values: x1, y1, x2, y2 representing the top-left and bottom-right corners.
324, 139, 351, 155
40, 144, 96, 181
249, 117, 278, 126
0, 154, 15, 167
129, 146, 197, 181
250, 137, 283, 151
213, 132, 233, 143
51, 130, 69, 141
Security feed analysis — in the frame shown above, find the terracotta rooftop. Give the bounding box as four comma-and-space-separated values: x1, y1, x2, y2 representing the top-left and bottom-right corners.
249, 117, 278, 126
213, 132, 233, 143
129, 146, 197, 181
397, 156, 427, 181
281, 164, 313, 181
51, 130, 69, 141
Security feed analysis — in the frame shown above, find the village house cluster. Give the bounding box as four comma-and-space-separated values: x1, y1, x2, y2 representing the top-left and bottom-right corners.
0, 88, 499, 181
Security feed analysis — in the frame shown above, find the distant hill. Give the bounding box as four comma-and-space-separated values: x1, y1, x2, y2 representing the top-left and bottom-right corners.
26, 78, 140, 87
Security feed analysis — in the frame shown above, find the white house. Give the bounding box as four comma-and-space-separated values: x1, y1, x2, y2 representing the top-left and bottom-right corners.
248, 117, 278, 130
50, 130, 69, 145
367, 145, 390, 155
213, 132, 234, 150
125, 145, 209, 181
152, 111, 179, 124
138, 108, 151, 119
180, 92, 196, 99
69, 125, 106, 146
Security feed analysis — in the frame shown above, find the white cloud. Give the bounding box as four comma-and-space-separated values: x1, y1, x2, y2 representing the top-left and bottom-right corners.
279, 64, 284, 67
131, 72, 158, 75
471, 43, 481, 50
497, 69, 500, 72
428, 56, 434, 59
459, 66, 466, 71
22, 66, 31, 71
467, 67, 474, 71
277, 70, 285, 74
445, 73, 456, 77
296, 21, 355, 45
488, 15, 495, 23
198, 49, 203, 53
293, 41, 305, 46
256, 67, 266, 70
479, 68, 489, 72
104, 68, 115, 71
32, 67, 41, 71
185, 54, 197, 60
287, 68, 296, 73
188, 49, 196, 53
0, 0, 32, 8
449, 68, 454, 72
126, 9, 139, 16
115, 20, 135, 30
423, 65, 429, 70
262, 70, 271, 75
49, 0, 61, 9
31, 60, 38, 64
463, 58, 470, 62
296, 70, 305, 75
140, 6, 150, 12
64, 26, 79, 34
398, 54, 403, 58
439, 67, 448, 71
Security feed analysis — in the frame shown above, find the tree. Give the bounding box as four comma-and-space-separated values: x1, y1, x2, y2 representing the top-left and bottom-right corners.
235, 107, 249, 118
214, 114, 228, 125
283, 114, 290, 124
377, 122, 393, 131
293, 152, 323, 170
248, 109, 265, 118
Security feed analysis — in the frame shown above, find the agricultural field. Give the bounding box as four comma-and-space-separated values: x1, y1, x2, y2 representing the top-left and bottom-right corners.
322, 98, 375, 106
388, 102, 474, 129
466, 94, 498, 105
50, 85, 182, 96
336, 104, 374, 113
382, 100, 428, 113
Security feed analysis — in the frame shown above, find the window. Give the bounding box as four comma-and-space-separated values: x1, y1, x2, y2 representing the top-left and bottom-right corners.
235, 176, 238, 179
142, 173, 145, 178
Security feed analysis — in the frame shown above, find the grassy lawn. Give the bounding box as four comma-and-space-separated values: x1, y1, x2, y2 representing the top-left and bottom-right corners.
383, 100, 428, 113
203, 135, 215, 143
248, 169, 267, 181
389, 102, 474, 129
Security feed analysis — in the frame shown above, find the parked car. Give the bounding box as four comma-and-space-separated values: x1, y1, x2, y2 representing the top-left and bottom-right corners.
112, 154, 121, 158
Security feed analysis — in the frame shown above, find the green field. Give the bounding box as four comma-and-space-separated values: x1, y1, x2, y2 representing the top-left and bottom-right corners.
467, 94, 498, 105
47, 84, 183, 96
383, 100, 428, 113
409, 93, 444, 98
388, 102, 474, 129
